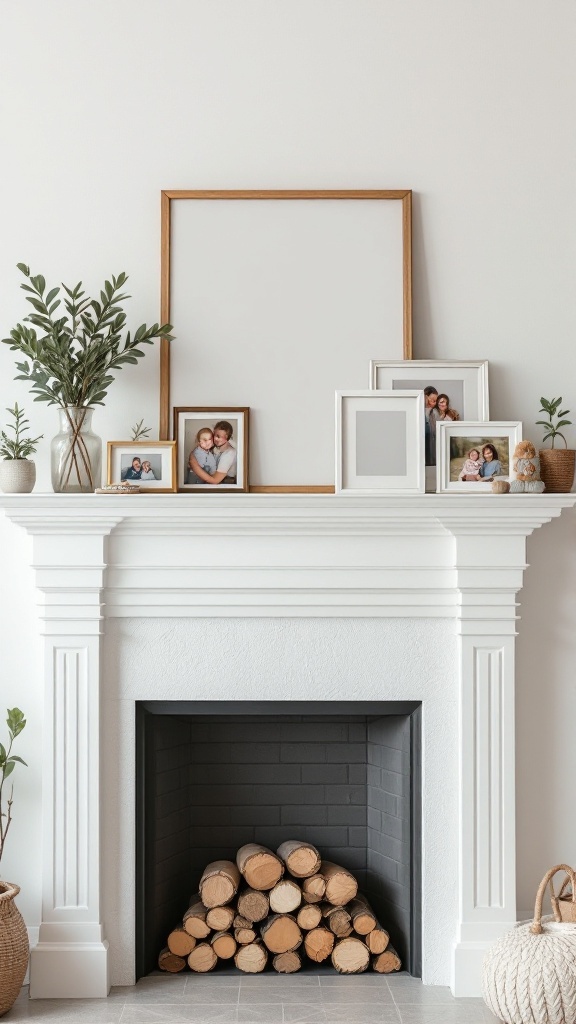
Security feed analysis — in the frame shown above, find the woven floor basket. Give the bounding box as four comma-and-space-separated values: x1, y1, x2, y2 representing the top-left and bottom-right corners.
483, 865, 576, 1024
0, 882, 29, 1017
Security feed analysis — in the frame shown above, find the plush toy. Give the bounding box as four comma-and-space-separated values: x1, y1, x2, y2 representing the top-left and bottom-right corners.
509, 440, 545, 493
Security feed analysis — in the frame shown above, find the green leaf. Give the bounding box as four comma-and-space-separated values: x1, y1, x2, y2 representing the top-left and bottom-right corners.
7, 756, 27, 766
556, 419, 572, 429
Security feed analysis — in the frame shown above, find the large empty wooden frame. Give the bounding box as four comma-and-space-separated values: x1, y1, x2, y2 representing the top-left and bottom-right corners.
160, 189, 412, 490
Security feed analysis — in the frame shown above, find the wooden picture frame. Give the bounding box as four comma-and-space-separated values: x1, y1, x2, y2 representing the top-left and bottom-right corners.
174, 406, 250, 493
160, 190, 413, 491
107, 440, 177, 493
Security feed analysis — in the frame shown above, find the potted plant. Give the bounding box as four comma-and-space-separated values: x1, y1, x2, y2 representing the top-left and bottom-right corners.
2, 265, 174, 493
0, 404, 43, 494
536, 396, 575, 492
0, 708, 29, 1016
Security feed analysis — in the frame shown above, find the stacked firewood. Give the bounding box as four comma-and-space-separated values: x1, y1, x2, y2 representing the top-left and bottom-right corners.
158, 840, 401, 975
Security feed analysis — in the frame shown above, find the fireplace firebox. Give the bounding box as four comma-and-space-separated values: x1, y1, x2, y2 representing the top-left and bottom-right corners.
136, 700, 422, 978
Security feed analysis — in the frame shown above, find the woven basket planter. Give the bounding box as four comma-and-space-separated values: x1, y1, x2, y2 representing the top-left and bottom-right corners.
539, 449, 576, 493
0, 881, 29, 1017
483, 865, 576, 1024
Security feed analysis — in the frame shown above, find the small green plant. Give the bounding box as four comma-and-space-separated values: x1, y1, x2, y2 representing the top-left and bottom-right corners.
0, 709, 27, 864
537, 397, 572, 448
0, 404, 43, 460
131, 419, 151, 442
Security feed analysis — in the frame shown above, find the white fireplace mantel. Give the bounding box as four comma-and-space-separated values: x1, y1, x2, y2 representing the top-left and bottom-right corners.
1, 492, 574, 999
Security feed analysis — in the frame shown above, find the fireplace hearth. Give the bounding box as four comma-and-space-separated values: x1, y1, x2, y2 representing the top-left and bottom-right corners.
136, 701, 422, 979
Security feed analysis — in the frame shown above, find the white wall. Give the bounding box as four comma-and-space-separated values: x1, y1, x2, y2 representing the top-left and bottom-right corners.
0, 0, 575, 928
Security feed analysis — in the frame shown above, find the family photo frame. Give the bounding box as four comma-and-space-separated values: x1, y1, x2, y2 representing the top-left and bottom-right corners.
436, 421, 522, 493
174, 407, 249, 492
336, 390, 425, 495
369, 360, 490, 492
107, 441, 177, 492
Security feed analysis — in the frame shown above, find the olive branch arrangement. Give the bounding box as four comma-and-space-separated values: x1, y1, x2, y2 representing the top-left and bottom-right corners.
2, 265, 174, 490
0, 709, 27, 866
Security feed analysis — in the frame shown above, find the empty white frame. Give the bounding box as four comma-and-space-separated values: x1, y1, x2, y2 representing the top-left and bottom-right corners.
436, 420, 522, 493
161, 190, 412, 487
336, 390, 425, 494
369, 360, 489, 420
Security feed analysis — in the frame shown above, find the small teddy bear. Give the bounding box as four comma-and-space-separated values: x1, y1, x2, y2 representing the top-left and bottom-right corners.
509, 440, 545, 493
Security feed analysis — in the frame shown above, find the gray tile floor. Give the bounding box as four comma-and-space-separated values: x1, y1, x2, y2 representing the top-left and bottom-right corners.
5, 975, 502, 1023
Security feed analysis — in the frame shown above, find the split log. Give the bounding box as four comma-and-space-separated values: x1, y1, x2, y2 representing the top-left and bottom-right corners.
187, 942, 218, 973
321, 861, 358, 906
269, 878, 302, 914
183, 896, 210, 939
158, 947, 186, 972
372, 945, 401, 973
235, 926, 257, 944
237, 844, 284, 891
296, 903, 322, 930
234, 939, 268, 973
304, 926, 335, 963
261, 913, 302, 954
199, 860, 241, 908
331, 936, 370, 974
301, 873, 326, 903
237, 887, 270, 923
277, 840, 321, 878
348, 898, 377, 936
211, 931, 237, 960
206, 905, 235, 931
367, 924, 390, 954
167, 927, 196, 957
320, 902, 352, 938
273, 950, 302, 973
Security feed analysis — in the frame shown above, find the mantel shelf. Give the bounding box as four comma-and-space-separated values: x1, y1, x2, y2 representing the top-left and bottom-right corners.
0, 491, 574, 539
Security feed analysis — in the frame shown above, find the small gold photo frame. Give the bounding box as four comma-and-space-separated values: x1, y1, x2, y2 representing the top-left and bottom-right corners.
107, 441, 177, 493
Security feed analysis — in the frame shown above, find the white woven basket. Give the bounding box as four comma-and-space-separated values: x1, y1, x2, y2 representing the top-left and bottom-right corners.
483, 864, 576, 1024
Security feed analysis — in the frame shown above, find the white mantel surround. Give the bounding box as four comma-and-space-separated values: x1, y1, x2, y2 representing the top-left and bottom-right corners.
1, 492, 574, 1000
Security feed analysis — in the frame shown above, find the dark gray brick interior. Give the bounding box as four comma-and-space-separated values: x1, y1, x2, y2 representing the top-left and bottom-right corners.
146, 710, 416, 973
366, 715, 412, 963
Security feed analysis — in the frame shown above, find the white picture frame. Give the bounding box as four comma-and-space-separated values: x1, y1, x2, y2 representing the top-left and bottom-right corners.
369, 360, 489, 491
336, 390, 425, 495
436, 421, 522, 493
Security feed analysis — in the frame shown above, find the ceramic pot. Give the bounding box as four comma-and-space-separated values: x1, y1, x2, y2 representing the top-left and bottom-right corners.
539, 448, 576, 493
51, 407, 102, 493
0, 459, 36, 494
0, 882, 29, 1016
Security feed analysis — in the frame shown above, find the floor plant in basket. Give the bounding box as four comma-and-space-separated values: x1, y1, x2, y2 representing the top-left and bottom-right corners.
0, 708, 29, 1017
2, 264, 174, 492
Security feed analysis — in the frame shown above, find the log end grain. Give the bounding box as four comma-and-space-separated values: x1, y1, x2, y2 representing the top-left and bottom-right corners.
332, 937, 370, 974
273, 950, 302, 973
303, 926, 335, 963
234, 940, 268, 974
372, 947, 402, 974
188, 942, 218, 973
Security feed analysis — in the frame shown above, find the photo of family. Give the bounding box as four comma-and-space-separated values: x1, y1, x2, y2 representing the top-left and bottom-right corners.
174, 407, 249, 492
121, 454, 163, 482
417, 383, 463, 467
106, 441, 177, 492
449, 436, 509, 482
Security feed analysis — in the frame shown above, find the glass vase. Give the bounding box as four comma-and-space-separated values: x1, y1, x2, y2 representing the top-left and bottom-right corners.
51, 406, 102, 493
